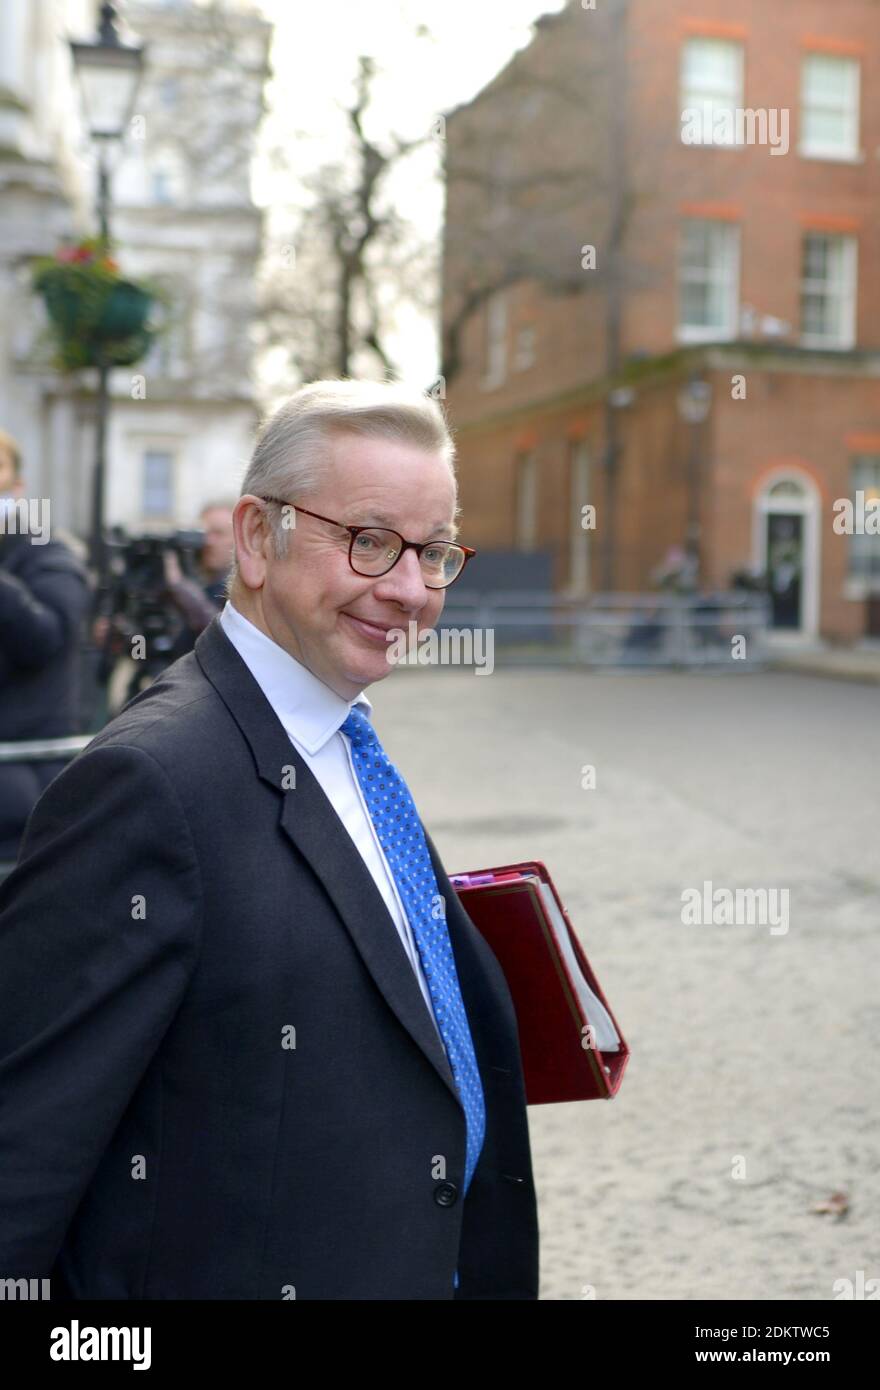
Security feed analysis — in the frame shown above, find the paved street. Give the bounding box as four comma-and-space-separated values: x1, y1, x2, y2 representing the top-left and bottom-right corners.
370, 668, 880, 1301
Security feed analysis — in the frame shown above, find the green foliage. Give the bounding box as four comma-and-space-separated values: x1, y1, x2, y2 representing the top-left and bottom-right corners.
31, 236, 167, 372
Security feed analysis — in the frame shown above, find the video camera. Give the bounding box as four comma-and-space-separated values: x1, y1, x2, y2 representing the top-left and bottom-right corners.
96, 526, 206, 681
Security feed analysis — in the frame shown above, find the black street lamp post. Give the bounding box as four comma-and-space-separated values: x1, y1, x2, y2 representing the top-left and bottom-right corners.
69, 2, 144, 583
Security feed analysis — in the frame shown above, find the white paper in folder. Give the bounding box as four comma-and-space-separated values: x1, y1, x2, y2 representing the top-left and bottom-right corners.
523, 874, 621, 1052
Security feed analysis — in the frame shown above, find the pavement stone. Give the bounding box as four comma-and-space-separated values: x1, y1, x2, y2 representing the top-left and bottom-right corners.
370, 667, 880, 1301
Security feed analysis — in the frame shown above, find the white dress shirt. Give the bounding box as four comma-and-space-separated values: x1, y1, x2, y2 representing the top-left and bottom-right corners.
218, 600, 444, 1044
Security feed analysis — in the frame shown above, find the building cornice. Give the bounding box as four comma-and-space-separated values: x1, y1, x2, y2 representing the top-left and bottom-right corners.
450, 342, 880, 437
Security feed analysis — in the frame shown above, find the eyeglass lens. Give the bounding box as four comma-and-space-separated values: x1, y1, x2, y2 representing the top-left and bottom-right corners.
350, 529, 464, 586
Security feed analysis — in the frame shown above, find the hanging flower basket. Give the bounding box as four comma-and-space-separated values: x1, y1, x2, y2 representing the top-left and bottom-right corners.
31, 236, 163, 372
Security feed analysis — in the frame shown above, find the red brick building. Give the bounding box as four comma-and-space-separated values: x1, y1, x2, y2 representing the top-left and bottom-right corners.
440, 0, 880, 643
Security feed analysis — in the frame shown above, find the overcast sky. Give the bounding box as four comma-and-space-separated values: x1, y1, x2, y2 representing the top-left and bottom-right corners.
252, 0, 568, 384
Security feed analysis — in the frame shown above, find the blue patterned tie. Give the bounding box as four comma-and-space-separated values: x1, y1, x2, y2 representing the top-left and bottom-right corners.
339, 706, 486, 1218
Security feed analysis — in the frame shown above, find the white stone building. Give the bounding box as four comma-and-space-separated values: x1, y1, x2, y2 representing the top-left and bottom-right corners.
0, 0, 271, 540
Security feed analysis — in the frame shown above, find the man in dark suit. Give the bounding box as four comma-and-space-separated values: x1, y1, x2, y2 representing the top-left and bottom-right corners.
0, 380, 539, 1300
0, 428, 90, 866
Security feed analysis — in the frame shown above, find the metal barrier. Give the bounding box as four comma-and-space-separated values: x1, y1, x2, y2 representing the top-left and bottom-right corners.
438, 590, 771, 667
0, 599, 766, 882
0, 735, 92, 764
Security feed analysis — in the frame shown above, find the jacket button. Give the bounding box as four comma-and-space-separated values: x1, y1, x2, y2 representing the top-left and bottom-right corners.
433, 1181, 459, 1207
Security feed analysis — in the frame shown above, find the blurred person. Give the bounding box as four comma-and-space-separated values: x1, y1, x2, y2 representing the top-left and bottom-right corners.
650, 543, 698, 594
0, 380, 538, 1300
0, 429, 90, 867
163, 498, 236, 660
89, 503, 234, 715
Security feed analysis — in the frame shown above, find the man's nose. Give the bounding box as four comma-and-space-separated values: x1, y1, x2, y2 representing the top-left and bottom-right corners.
374, 546, 431, 605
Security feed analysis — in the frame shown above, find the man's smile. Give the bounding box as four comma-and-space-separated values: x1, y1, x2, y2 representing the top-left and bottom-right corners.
341, 610, 398, 642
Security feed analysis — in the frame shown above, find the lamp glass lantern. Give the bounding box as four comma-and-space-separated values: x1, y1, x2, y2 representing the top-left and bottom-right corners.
69, 7, 143, 143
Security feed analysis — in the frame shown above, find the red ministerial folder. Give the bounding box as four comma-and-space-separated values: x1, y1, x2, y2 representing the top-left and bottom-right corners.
450, 861, 629, 1104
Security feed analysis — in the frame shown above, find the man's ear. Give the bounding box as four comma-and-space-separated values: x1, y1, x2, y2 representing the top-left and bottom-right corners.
233, 494, 272, 591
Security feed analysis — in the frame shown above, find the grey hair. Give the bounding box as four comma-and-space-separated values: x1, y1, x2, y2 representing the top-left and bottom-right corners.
227, 378, 458, 592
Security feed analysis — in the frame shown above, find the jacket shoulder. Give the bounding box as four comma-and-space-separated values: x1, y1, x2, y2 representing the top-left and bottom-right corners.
86, 656, 232, 783
13, 535, 90, 581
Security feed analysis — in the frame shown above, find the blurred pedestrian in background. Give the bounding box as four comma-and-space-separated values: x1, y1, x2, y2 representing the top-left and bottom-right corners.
163, 499, 236, 660
0, 428, 90, 867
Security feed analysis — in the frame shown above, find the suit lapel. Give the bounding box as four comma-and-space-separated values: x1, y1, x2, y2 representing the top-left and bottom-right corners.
194, 617, 460, 1107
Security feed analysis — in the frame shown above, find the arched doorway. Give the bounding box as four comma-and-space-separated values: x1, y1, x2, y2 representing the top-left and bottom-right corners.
753, 471, 821, 638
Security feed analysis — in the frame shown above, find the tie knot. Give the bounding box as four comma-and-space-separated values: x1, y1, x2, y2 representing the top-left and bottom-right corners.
340, 706, 374, 747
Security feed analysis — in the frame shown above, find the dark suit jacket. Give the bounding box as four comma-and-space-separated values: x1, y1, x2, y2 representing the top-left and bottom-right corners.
0, 615, 539, 1299
0, 531, 90, 861
0, 531, 89, 741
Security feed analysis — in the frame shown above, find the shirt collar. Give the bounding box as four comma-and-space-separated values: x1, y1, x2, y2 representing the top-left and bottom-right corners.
218, 600, 372, 755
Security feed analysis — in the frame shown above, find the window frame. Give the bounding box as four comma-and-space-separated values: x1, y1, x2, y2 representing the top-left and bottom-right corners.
799, 52, 861, 162
676, 217, 741, 343
481, 288, 509, 389
515, 450, 538, 552
679, 36, 746, 149
846, 455, 880, 583
141, 448, 176, 523
513, 324, 536, 372
799, 231, 858, 349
